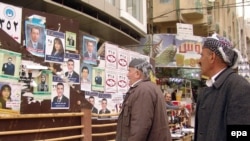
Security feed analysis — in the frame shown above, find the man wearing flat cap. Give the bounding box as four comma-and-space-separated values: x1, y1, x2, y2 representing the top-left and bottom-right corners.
194, 34, 250, 141
116, 58, 171, 141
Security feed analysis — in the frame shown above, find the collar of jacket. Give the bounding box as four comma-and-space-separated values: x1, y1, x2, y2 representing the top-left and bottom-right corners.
125, 79, 150, 98
212, 68, 235, 89
130, 79, 149, 88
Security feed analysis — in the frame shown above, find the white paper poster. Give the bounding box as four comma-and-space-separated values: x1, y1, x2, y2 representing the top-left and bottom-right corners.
0, 2, 22, 43
117, 71, 129, 94
105, 69, 117, 93
105, 43, 117, 69
117, 48, 129, 71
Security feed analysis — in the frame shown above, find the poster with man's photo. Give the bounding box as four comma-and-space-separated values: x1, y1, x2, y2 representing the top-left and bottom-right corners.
25, 21, 46, 57
80, 63, 92, 92
62, 53, 80, 84
0, 49, 21, 82
45, 29, 65, 63
82, 36, 98, 65
91, 67, 105, 91
33, 70, 52, 100
51, 75, 70, 109
0, 81, 22, 113
85, 91, 99, 118
97, 93, 112, 119
65, 31, 76, 51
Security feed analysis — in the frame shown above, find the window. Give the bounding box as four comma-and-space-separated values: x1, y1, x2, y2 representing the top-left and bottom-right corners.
120, 0, 147, 33
127, 0, 142, 23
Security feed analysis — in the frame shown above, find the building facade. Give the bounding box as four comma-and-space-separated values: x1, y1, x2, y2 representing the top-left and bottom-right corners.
1, 0, 148, 46
150, 0, 238, 47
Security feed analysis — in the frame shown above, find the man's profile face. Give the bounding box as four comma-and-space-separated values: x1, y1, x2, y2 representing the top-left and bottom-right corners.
86, 41, 94, 53
67, 61, 74, 72
31, 28, 40, 42
56, 85, 64, 97
82, 69, 89, 79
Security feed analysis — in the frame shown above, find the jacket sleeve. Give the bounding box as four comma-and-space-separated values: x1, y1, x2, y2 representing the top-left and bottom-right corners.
227, 77, 250, 124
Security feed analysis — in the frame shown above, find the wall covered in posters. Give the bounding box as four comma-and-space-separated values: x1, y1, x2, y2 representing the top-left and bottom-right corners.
0, 2, 152, 118
0, 2, 87, 114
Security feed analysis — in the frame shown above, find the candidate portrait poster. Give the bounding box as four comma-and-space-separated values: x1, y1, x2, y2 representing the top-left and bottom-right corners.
51, 75, 70, 109
0, 81, 21, 113
80, 63, 92, 92
33, 70, 52, 100
91, 67, 105, 92
65, 31, 76, 51
0, 49, 21, 82
62, 53, 80, 84
25, 21, 46, 57
82, 36, 98, 65
45, 29, 65, 63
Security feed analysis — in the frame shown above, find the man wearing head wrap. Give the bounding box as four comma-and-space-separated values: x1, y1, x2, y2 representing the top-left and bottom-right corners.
194, 34, 250, 141
116, 58, 171, 141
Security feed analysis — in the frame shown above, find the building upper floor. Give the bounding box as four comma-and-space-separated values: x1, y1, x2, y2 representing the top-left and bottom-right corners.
1, 0, 149, 46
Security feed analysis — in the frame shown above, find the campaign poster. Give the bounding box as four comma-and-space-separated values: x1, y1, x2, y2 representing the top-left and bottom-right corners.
0, 2, 22, 43
0, 49, 21, 82
0, 81, 21, 113
25, 21, 46, 57
105, 69, 117, 93
117, 71, 129, 94
65, 31, 76, 51
45, 29, 65, 63
105, 43, 117, 69
51, 75, 70, 109
62, 53, 80, 84
33, 70, 52, 100
85, 91, 99, 118
117, 48, 129, 71
111, 93, 124, 114
80, 63, 92, 92
91, 67, 105, 92
82, 36, 98, 65
97, 93, 112, 119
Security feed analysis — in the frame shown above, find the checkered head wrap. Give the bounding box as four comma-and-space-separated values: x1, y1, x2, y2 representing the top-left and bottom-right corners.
129, 58, 155, 80
203, 33, 242, 69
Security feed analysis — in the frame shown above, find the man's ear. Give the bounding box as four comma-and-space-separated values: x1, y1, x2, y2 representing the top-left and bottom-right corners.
135, 70, 143, 78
